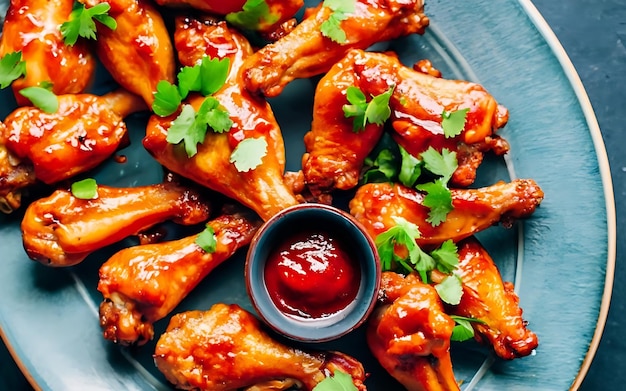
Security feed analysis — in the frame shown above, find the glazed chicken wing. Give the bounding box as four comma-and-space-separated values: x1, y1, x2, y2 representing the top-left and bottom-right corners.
143, 17, 299, 221
0, 89, 145, 212
242, 0, 429, 97
445, 238, 538, 359
99, 210, 260, 345
79, 0, 175, 106
154, 303, 367, 390
21, 179, 211, 266
0, 0, 95, 105
349, 179, 544, 248
302, 49, 509, 197
368, 272, 459, 391
153, 0, 303, 35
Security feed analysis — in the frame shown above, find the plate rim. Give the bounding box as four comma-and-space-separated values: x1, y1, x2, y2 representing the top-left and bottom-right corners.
0, 0, 617, 390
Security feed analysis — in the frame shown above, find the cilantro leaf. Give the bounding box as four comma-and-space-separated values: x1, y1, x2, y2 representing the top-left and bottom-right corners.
435, 274, 463, 305
375, 216, 421, 272
0, 51, 26, 89
60, 2, 117, 46
230, 137, 268, 172
420, 147, 457, 181
225, 0, 278, 30
416, 179, 453, 226
19, 86, 58, 113
441, 108, 469, 138
152, 80, 182, 116
166, 104, 202, 157
196, 225, 217, 253
362, 148, 398, 183
177, 66, 202, 99
449, 315, 485, 342
320, 0, 355, 43
199, 57, 230, 96
343, 85, 394, 132
398, 146, 422, 187
71, 178, 98, 199
313, 369, 358, 391
431, 239, 459, 274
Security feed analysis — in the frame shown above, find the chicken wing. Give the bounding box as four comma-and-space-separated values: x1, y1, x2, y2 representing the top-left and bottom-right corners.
143, 16, 299, 221
302, 49, 509, 197
242, 0, 429, 97
445, 238, 538, 359
21, 179, 211, 266
154, 303, 367, 390
368, 272, 459, 391
349, 179, 544, 248
0, 0, 95, 105
153, 0, 303, 34
3, 89, 145, 186
99, 210, 260, 345
0, 122, 36, 213
79, 0, 175, 106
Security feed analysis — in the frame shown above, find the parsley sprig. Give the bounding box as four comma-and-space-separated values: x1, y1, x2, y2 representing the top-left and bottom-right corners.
0, 51, 26, 89
343, 85, 394, 132
60, 2, 117, 46
375, 216, 462, 304
320, 0, 356, 44
153, 57, 234, 157
313, 369, 358, 391
225, 0, 278, 30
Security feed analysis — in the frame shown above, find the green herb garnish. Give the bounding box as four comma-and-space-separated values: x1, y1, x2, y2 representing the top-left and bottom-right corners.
229, 137, 268, 172
313, 369, 358, 391
60, 2, 117, 46
450, 315, 486, 342
195, 225, 217, 253
320, 0, 356, 44
441, 108, 469, 138
0, 51, 26, 89
19, 86, 58, 113
225, 0, 278, 30
343, 85, 394, 132
71, 178, 98, 200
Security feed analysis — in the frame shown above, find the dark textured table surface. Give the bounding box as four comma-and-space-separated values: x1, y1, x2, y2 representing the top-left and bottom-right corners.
1, 0, 624, 390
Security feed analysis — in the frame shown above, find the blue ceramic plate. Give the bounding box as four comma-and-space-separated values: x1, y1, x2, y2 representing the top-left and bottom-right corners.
0, 0, 616, 390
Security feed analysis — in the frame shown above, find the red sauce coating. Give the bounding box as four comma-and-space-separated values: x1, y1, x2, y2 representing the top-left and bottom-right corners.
264, 231, 360, 319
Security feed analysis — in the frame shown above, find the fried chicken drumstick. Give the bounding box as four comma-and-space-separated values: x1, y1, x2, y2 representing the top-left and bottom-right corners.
154, 303, 367, 391
350, 179, 544, 248
446, 238, 538, 359
0, 89, 145, 213
99, 210, 260, 345
143, 16, 299, 221
242, 0, 429, 97
0, 0, 95, 105
21, 179, 211, 266
302, 49, 509, 197
368, 272, 459, 391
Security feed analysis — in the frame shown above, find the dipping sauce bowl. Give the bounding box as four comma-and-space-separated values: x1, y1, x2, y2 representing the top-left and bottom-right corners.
245, 203, 381, 343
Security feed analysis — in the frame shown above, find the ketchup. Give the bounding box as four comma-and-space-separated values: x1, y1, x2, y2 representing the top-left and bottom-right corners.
264, 230, 360, 319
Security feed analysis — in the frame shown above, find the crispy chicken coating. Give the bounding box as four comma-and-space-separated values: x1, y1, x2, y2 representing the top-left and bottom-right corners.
349, 179, 544, 248
21, 180, 211, 266
99, 211, 260, 345
242, 0, 429, 97
154, 303, 367, 390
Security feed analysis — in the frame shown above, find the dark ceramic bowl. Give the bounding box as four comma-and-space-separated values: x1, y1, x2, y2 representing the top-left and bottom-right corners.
245, 203, 381, 343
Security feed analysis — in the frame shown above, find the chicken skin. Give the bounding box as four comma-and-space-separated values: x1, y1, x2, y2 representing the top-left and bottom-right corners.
154, 303, 367, 390
21, 180, 211, 266
448, 238, 538, 359
0, 122, 36, 213
368, 272, 459, 391
153, 0, 303, 34
0, 0, 95, 106
349, 179, 544, 248
143, 16, 299, 221
99, 211, 260, 345
79, 0, 175, 106
302, 49, 509, 197
242, 0, 429, 98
